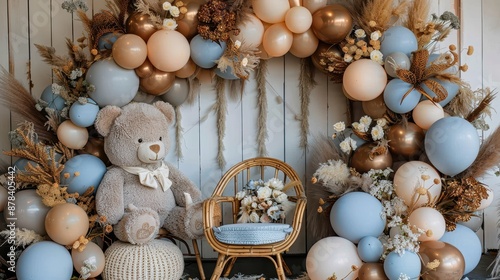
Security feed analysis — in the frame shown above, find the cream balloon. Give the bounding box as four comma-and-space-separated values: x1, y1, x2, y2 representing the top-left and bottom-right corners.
303, 0, 327, 14
57, 120, 89, 150
262, 22, 293, 57
71, 242, 105, 278
289, 29, 319, 58
231, 13, 265, 48
393, 161, 442, 208
147, 30, 190, 72
412, 100, 445, 130
252, 0, 290, 23
112, 34, 148, 69
343, 59, 387, 101
408, 207, 446, 241
285, 6, 313, 34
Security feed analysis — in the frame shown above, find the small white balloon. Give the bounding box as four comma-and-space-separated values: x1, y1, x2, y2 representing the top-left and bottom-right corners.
57, 120, 89, 149
285, 6, 313, 34
412, 100, 445, 130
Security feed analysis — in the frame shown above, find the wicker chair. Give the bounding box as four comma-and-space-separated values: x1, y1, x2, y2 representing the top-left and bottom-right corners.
203, 157, 307, 280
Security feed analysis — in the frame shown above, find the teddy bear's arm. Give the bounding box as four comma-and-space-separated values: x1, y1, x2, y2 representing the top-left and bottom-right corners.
95, 167, 125, 224
166, 162, 202, 207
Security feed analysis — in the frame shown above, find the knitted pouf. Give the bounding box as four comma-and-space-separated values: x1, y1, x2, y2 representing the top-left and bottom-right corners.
103, 239, 184, 280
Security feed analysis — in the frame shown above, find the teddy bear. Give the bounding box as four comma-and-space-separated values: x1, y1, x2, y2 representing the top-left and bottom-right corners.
94, 101, 204, 245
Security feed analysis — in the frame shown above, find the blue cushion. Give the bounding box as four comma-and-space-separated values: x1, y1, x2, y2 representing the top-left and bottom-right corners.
213, 223, 293, 245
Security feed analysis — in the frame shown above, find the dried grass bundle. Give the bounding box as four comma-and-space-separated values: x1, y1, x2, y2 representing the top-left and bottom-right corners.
404, 0, 430, 35
346, 0, 408, 33
462, 125, 500, 179
78, 9, 125, 51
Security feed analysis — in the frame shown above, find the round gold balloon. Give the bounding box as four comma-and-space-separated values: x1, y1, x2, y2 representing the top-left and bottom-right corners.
358, 263, 388, 280
387, 122, 425, 159
289, 0, 302, 7
176, 0, 205, 40
139, 68, 176, 96
362, 94, 387, 119
311, 42, 340, 73
135, 59, 155, 79
350, 142, 393, 174
126, 12, 157, 42
419, 241, 465, 280
311, 4, 353, 44
80, 137, 109, 166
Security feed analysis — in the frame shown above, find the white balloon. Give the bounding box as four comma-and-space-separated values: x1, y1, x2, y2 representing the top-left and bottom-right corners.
393, 161, 442, 208
408, 207, 446, 241
412, 100, 444, 130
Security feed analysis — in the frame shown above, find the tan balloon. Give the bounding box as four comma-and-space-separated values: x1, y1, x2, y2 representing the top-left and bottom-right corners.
311, 4, 353, 44
45, 203, 89, 246
231, 13, 265, 48
362, 94, 387, 119
386, 122, 425, 159
350, 142, 393, 174
196, 69, 215, 84
412, 100, 445, 130
262, 22, 294, 57
303, 0, 327, 14
289, 29, 319, 58
139, 68, 175, 96
72, 242, 105, 278
57, 120, 88, 150
175, 59, 197, 78
112, 34, 148, 69
135, 59, 155, 79
147, 30, 191, 73
285, 6, 313, 34
176, 0, 205, 39
358, 263, 388, 280
253, 0, 290, 23
126, 12, 157, 42
419, 241, 465, 280
311, 42, 339, 73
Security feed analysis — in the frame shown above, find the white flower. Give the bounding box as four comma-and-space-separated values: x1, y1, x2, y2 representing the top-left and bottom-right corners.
169, 6, 180, 17
360, 115, 372, 126
267, 205, 281, 220
260, 213, 272, 223
266, 178, 284, 190
354, 29, 366, 38
344, 54, 353, 63
241, 196, 253, 207
257, 186, 272, 200
249, 211, 260, 223
241, 57, 248, 67
340, 138, 353, 153
371, 125, 384, 140
398, 273, 410, 280
349, 137, 358, 151
274, 192, 288, 203
376, 118, 388, 127
162, 1, 172, 10
371, 30, 382, 41
163, 18, 178, 30
51, 83, 64, 95
234, 40, 242, 49
333, 121, 346, 132
370, 50, 384, 64
236, 191, 246, 200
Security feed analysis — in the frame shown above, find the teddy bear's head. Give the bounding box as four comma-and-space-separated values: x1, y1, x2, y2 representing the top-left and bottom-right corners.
94, 101, 175, 168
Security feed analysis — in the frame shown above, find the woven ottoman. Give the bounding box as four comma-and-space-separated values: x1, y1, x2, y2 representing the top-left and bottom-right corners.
103, 239, 184, 280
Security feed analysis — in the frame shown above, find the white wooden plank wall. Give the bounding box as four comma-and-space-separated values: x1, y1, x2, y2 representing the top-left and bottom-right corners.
0, 0, 499, 258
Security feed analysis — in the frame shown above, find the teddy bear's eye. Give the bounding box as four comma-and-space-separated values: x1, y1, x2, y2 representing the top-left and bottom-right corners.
138, 138, 143, 143
159, 136, 162, 141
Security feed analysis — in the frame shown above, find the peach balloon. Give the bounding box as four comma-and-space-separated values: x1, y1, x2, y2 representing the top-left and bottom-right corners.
393, 161, 442, 208
343, 59, 387, 101
252, 0, 290, 23
175, 59, 197, 78
135, 59, 155, 78
231, 13, 265, 48
112, 34, 148, 69
285, 6, 313, 34
408, 207, 446, 241
412, 100, 445, 130
45, 203, 89, 246
262, 22, 293, 57
57, 120, 89, 150
289, 29, 319, 58
303, 0, 327, 14
139, 68, 176, 96
71, 242, 105, 278
126, 12, 157, 42
147, 30, 190, 72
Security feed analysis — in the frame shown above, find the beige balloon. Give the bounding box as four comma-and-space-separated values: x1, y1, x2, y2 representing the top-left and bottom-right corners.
72, 242, 105, 278
45, 203, 89, 246
343, 59, 387, 101
412, 100, 444, 130
285, 6, 313, 34
289, 29, 319, 58
408, 207, 446, 241
231, 13, 265, 48
57, 120, 89, 150
252, 0, 290, 23
393, 161, 442, 208
262, 22, 294, 57
112, 34, 148, 69
147, 30, 191, 73
303, 0, 327, 14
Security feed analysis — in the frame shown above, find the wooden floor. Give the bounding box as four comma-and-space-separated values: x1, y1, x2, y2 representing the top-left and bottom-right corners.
184, 251, 498, 279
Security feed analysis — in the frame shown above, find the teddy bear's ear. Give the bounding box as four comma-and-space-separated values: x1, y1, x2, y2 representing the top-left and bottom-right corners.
153, 101, 175, 125
95, 105, 122, 137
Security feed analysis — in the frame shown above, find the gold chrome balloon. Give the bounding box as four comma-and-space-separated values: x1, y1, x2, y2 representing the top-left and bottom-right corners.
419, 241, 465, 280
311, 4, 353, 44
387, 122, 425, 159
350, 142, 393, 173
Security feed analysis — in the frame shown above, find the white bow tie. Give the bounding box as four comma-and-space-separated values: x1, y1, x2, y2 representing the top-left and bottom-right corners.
121, 162, 172, 192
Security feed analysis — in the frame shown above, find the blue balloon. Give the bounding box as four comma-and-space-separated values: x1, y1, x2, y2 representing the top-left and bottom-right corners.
357, 236, 383, 262
424, 117, 480, 176
421, 78, 460, 106
383, 79, 420, 113
40, 85, 66, 112
86, 58, 139, 107
190, 35, 226, 69
61, 154, 107, 195
14, 158, 38, 172
383, 250, 421, 280
215, 66, 239, 80
380, 26, 418, 58
330, 192, 386, 243
440, 224, 482, 275
98, 32, 122, 50
69, 98, 100, 127
17, 241, 73, 280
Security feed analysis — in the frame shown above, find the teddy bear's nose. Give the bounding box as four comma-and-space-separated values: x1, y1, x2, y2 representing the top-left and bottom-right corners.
149, 144, 160, 153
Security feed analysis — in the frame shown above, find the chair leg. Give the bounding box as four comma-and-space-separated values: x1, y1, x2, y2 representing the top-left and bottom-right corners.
211, 254, 226, 280
222, 257, 237, 277
191, 239, 205, 280
276, 254, 286, 280
282, 255, 292, 276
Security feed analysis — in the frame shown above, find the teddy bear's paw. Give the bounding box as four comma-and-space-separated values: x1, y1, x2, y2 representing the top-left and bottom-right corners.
124, 209, 160, 245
